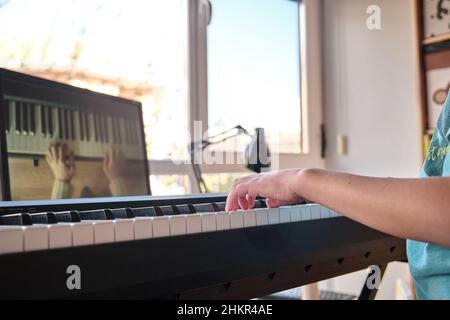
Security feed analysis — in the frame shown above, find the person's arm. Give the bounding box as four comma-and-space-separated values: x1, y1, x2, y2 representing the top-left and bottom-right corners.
226, 168, 450, 247
51, 179, 72, 200
46, 143, 75, 199
103, 146, 128, 196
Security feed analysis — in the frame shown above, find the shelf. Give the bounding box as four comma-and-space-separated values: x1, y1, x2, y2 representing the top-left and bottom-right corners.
423, 33, 450, 46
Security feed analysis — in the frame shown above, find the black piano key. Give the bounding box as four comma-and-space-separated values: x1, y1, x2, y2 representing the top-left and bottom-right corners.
122, 118, 128, 144
193, 203, 215, 213
54, 211, 81, 223
110, 117, 115, 144
15, 101, 21, 135
41, 105, 47, 136
108, 208, 133, 219
70, 110, 75, 140
96, 114, 101, 142
4, 100, 10, 133
124, 118, 130, 145
22, 102, 29, 135
57, 108, 63, 139
98, 114, 105, 143
93, 114, 99, 142
0, 213, 32, 226
124, 208, 134, 218
117, 118, 122, 144
48, 107, 54, 137
99, 115, 105, 143
79, 209, 114, 221
113, 117, 120, 144
175, 204, 195, 215
78, 111, 84, 140
63, 109, 69, 140
111, 117, 117, 144
30, 212, 57, 224
99, 114, 104, 143
84, 112, 90, 141
254, 200, 266, 208
154, 206, 173, 216
213, 202, 226, 212
29, 103, 36, 136
131, 207, 156, 217
129, 119, 135, 144
103, 116, 109, 143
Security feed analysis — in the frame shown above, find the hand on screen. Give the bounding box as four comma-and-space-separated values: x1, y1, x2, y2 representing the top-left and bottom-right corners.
46, 143, 75, 182
103, 146, 125, 181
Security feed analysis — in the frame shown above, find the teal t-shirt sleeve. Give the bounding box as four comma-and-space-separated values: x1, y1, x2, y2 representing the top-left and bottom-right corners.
408, 91, 450, 299
422, 93, 450, 177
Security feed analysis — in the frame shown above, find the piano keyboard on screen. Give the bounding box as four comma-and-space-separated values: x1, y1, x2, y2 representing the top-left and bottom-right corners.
0, 194, 406, 299
4, 97, 144, 160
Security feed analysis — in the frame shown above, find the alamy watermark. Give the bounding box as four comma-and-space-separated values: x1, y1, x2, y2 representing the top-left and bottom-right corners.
365, 265, 381, 290
367, 5, 381, 30
66, 265, 81, 290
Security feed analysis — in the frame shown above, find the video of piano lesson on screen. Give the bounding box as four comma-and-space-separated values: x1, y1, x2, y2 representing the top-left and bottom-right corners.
0, 0, 447, 305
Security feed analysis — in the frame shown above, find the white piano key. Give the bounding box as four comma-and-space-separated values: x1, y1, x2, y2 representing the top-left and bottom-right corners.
22, 102, 31, 152
0, 226, 24, 255
279, 207, 292, 223
114, 219, 135, 242
169, 215, 187, 236
106, 115, 114, 145
71, 223, 94, 247
36, 105, 44, 152
229, 212, 244, 229
268, 208, 280, 224
24, 225, 49, 252
48, 224, 72, 249
320, 206, 331, 218
255, 209, 269, 226
310, 204, 321, 220
152, 216, 170, 238
8, 101, 15, 150
92, 221, 115, 244
243, 210, 257, 228
86, 113, 97, 157
134, 217, 153, 240
290, 205, 301, 222
301, 205, 312, 220
186, 214, 202, 234
201, 213, 217, 232
216, 212, 231, 231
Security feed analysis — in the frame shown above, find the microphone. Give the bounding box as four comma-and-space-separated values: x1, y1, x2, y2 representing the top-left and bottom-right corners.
245, 128, 271, 173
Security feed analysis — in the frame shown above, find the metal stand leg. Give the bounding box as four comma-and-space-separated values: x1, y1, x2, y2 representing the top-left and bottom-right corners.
302, 283, 320, 300
358, 264, 387, 300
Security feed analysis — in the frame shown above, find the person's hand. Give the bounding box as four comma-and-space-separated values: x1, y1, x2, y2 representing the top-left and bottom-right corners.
46, 143, 75, 182
225, 168, 305, 211
103, 146, 125, 181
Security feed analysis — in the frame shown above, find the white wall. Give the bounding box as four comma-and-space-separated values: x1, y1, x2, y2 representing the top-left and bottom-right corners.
320, 0, 421, 299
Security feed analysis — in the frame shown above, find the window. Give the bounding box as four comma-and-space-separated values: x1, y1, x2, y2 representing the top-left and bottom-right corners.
0, 0, 190, 195
206, 0, 302, 154
0, 0, 322, 196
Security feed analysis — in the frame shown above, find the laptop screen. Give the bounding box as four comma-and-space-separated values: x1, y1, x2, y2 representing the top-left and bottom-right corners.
0, 69, 151, 201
